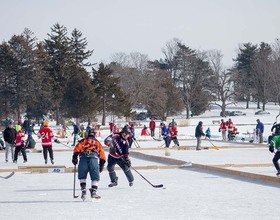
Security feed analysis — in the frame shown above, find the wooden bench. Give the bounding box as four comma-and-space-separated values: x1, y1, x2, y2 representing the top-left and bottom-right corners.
212, 120, 220, 125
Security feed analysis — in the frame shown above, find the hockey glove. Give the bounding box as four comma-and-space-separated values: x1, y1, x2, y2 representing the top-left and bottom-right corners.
72, 153, 78, 165
99, 159, 105, 173
269, 145, 274, 153
124, 156, 131, 167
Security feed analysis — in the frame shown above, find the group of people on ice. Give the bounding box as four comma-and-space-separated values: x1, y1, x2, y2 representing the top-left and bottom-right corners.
3, 118, 61, 165
219, 118, 239, 141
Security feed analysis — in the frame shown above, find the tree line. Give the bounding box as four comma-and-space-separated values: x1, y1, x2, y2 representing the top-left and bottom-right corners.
1, 23, 280, 125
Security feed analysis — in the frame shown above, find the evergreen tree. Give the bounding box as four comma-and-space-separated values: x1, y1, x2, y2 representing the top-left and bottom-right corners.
69, 28, 94, 67
234, 42, 258, 108
44, 23, 72, 124
0, 42, 17, 118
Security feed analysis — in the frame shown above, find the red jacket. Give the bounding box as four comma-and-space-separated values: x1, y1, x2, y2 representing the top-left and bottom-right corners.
15, 130, 25, 147
37, 126, 54, 147
227, 121, 234, 131
169, 126, 178, 136
149, 120, 156, 129
220, 122, 227, 130
141, 128, 150, 136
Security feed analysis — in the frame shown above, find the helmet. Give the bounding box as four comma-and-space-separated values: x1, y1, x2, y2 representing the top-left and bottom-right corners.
43, 121, 49, 127
15, 125, 22, 132
88, 128, 96, 136
121, 127, 131, 135
199, 121, 203, 125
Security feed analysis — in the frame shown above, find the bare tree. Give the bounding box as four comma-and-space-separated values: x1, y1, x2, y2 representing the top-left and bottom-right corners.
207, 50, 235, 116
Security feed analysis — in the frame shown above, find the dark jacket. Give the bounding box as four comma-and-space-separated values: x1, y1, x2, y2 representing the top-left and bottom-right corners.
3, 127, 17, 144
271, 123, 280, 135
195, 124, 205, 138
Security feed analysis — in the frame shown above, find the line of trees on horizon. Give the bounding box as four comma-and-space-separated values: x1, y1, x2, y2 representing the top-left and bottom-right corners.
1, 23, 280, 126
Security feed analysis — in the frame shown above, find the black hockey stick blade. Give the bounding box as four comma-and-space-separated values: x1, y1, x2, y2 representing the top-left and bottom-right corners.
0, 171, 15, 179
131, 166, 163, 188
153, 184, 164, 188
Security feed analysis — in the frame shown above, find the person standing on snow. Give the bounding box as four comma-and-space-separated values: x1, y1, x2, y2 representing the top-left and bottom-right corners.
149, 118, 156, 137
256, 119, 264, 143
37, 121, 59, 164
227, 118, 234, 141
72, 128, 106, 200
195, 121, 205, 150
104, 127, 134, 187
268, 135, 280, 177
219, 119, 227, 140
72, 122, 80, 146
13, 125, 27, 163
3, 119, 16, 162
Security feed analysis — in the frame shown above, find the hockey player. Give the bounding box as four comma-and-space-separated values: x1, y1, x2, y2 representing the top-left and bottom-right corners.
161, 123, 171, 148
169, 124, 179, 146
37, 121, 59, 164
13, 125, 27, 163
268, 135, 280, 177
104, 127, 134, 187
72, 128, 106, 200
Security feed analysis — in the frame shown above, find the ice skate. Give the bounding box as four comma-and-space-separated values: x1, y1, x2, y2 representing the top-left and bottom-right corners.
89, 188, 101, 199
108, 177, 118, 187
81, 190, 86, 201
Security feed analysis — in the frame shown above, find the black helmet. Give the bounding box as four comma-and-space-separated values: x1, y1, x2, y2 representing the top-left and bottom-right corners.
121, 127, 131, 135
88, 128, 96, 136
199, 121, 203, 125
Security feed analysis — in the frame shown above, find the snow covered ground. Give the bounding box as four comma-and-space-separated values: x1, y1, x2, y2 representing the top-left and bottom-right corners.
1, 103, 280, 220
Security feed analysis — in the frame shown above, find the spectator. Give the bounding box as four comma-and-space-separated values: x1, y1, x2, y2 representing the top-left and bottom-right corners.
141, 125, 150, 136
205, 127, 211, 139
3, 119, 16, 162
219, 119, 227, 141
227, 119, 234, 141
149, 118, 156, 137
170, 119, 177, 127
231, 126, 239, 140
72, 122, 80, 146
256, 119, 264, 143
109, 122, 114, 134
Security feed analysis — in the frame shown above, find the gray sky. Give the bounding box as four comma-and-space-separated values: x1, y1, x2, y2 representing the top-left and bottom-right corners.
1, 0, 280, 67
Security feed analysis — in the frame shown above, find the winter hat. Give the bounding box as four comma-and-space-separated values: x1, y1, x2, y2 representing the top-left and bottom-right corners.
15, 125, 21, 132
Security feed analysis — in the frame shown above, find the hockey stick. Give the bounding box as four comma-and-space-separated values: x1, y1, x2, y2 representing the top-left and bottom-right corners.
73, 165, 79, 198
133, 139, 141, 148
130, 166, 163, 188
153, 137, 163, 141
59, 142, 73, 149
0, 171, 15, 179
